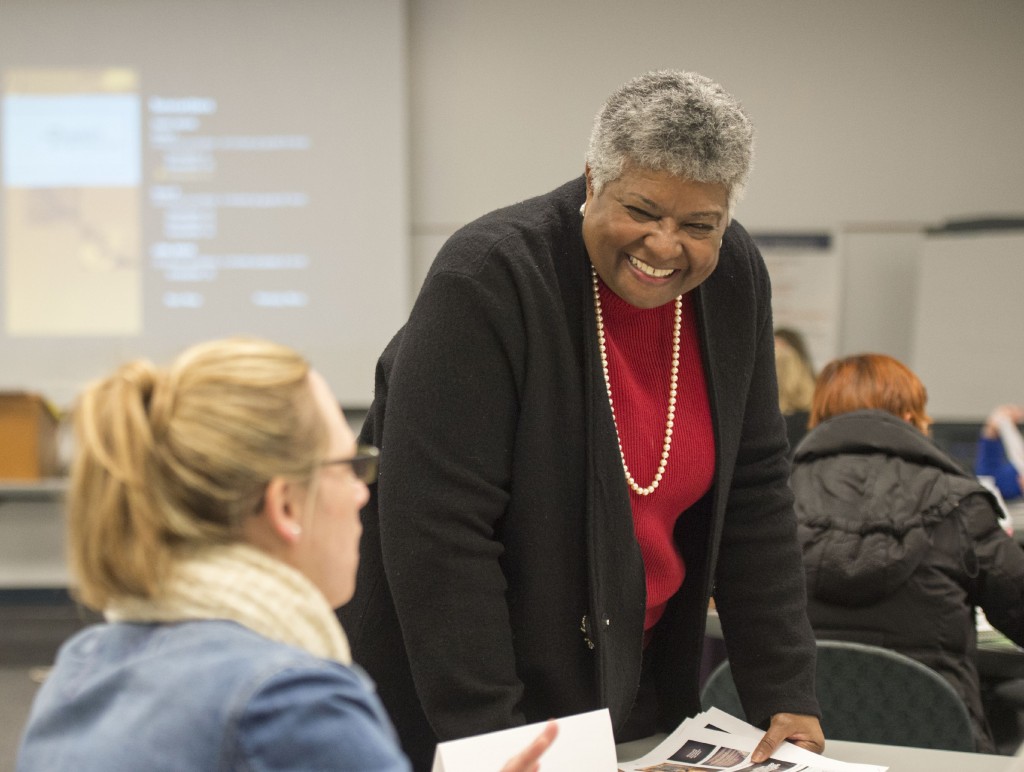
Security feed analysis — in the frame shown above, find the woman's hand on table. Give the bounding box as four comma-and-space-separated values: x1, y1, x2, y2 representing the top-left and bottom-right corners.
751, 713, 825, 763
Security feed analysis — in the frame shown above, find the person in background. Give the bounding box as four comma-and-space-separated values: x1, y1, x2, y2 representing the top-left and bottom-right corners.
774, 327, 815, 378
16, 338, 556, 772
340, 70, 823, 771
790, 353, 1024, 752
976, 404, 1024, 501
774, 327, 816, 452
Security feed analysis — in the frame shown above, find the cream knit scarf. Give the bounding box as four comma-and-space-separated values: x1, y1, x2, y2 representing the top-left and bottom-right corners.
105, 543, 351, 665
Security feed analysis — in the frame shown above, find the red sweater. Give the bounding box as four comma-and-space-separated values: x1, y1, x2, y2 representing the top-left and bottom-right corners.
597, 278, 715, 630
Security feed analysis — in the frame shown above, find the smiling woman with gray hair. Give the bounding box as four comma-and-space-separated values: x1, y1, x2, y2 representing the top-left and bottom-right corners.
340, 70, 824, 770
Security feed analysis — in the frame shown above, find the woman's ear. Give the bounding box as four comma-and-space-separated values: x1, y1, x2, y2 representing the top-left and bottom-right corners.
903, 411, 930, 435
261, 477, 304, 544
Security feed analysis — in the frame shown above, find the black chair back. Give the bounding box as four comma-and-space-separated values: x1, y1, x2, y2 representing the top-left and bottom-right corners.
700, 639, 975, 752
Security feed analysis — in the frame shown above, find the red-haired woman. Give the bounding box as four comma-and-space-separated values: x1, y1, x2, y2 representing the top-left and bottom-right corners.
790, 353, 1024, 753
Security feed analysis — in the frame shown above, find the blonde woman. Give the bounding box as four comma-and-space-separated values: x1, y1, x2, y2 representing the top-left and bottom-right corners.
774, 327, 816, 451
16, 338, 555, 771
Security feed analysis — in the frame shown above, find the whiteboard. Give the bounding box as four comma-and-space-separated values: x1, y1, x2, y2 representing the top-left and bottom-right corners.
910, 230, 1024, 420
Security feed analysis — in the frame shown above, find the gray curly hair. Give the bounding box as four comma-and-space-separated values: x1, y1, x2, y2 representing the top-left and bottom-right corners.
586, 70, 754, 211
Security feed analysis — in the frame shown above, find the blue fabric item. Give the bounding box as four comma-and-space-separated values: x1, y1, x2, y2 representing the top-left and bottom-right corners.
16, 620, 411, 771
976, 435, 1023, 500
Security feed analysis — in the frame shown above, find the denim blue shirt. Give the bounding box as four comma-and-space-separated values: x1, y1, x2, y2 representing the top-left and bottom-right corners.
17, 620, 411, 771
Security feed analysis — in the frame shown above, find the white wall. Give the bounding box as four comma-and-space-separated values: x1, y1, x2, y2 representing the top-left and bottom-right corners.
407, 1, 1024, 417
409, 0, 1023, 239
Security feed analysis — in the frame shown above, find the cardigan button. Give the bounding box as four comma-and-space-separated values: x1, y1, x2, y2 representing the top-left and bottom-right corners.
580, 614, 595, 650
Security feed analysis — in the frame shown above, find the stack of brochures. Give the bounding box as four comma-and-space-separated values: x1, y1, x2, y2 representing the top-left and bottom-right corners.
617, 707, 888, 772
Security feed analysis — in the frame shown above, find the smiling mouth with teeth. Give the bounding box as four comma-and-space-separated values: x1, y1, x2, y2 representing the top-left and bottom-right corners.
628, 255, 676, 278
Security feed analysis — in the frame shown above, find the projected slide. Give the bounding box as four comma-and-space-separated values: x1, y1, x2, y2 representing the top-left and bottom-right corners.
4, 69, 141, 335
0, 0, 408, 407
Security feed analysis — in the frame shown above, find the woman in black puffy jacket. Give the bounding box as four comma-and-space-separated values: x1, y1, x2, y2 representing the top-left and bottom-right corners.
791, 353, 1024, 753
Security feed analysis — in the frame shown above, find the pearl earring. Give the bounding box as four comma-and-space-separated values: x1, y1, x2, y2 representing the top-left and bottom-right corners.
290, 523, 302, 537
579, 203, 586, 217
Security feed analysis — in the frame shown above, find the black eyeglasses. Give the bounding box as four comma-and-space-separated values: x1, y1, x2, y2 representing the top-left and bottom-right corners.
320, 444, 380, 484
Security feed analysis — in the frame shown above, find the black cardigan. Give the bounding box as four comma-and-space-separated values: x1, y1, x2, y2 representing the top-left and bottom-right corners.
339, 177, 818, 769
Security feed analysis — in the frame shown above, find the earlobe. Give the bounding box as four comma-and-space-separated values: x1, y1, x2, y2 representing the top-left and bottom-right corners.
263, 477, 303, 543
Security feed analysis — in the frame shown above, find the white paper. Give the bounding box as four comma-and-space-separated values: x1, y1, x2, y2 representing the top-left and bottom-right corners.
995, 414, 1024, 477
431, 708, 615, 772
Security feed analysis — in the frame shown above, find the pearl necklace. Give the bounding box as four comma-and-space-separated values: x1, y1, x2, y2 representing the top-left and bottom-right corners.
591, 267, 681, 496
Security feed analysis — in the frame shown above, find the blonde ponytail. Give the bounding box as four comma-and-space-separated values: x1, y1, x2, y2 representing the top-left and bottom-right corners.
68, 339, 326, 609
